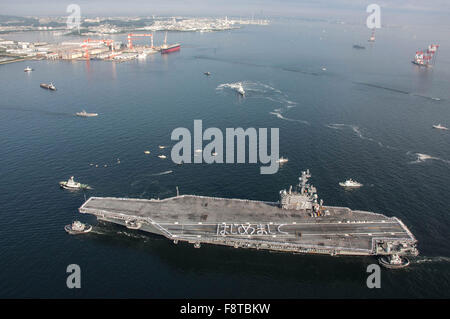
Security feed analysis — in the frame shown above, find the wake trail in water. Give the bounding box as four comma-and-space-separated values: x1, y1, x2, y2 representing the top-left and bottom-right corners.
269, 111, 309, 125
195, 55, 324, 77
150, 170, 173, 176
414, 256, 450, 264
325, 123, 396, 149
407, 152, 450, 165
216, 81, 309, 125
327, 125, 450, 166
354, 82, 443, 101
0, 106, 75, 117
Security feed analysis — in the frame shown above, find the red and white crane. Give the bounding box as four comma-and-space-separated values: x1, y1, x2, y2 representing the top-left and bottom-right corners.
81, 38, 115, 59
127, 33, 153, 49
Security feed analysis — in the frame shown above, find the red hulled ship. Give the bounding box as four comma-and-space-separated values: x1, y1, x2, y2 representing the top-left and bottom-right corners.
160, 32, 181, 54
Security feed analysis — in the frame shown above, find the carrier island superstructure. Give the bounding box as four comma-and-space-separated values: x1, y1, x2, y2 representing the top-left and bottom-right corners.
79, 170, 418, 260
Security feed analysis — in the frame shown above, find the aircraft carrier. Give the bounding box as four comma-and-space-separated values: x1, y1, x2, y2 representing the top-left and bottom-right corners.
79, 170, 418, 262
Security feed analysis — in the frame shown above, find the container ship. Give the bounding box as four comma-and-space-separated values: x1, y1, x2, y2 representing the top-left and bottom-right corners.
79, 170, 418, 267
412, 44, 439, 67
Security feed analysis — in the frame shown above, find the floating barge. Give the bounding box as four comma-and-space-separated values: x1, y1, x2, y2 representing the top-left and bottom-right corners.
79, 170, 418, 259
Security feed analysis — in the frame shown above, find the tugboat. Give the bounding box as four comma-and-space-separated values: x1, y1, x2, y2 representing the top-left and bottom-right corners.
59, 176, 90, 190
378, 254, 410, 269
65, 220, 92, 234
75, 110, 98, 117
40, 82, 56, 91
125, 219, 142, 230
432, 124, 448, 130
339, 179, 363, 188
24, 66, 33, 72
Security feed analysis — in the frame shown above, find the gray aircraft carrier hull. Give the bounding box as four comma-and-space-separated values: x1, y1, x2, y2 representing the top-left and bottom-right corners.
79, 195, 418, 257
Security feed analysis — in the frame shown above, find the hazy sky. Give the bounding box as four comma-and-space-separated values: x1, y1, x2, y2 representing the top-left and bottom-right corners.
1, 0, 449, 21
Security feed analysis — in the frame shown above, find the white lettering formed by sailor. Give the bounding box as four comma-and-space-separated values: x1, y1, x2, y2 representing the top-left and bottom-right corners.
217, 223, 288, 236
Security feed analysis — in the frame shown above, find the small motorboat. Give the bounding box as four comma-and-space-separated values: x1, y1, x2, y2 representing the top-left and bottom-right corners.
40, 82, 56, 90
432, 124, 448, 130
236, 83, 245, 96
339, 179, 363, 188
65, 220, 92, 234
76, 110, 98, 117
59, 176, 90, 190
158, 155, 167, 159
144, 150, 151, 154
276, 157, 289, 164
204, 72, 211, 76
24, 66, 33, 72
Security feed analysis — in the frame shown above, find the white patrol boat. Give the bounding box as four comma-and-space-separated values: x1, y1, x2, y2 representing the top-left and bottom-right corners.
76, 110, 98, 117
339, 179, 363, 188
59, 176, 91, 190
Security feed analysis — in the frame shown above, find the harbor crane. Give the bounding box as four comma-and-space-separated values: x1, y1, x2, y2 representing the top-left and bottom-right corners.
127, 33, 154, 49
81, 38, 115, 59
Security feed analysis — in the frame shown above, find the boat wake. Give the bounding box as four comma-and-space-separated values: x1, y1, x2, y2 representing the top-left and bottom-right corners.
216, 82, 246, 96
269, 111, 309, 125
217, 81, 309, 125
326, 123, 396, 149
354, 82, 443, 101
414, 256, 450, 264
150, 170, 173, 176
407, 152, 450, 165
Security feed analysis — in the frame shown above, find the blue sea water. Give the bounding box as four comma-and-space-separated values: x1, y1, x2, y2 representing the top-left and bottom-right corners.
0, 18, 450, 298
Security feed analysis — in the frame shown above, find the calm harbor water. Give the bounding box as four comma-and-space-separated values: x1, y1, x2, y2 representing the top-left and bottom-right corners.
1, 18, 450, 298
